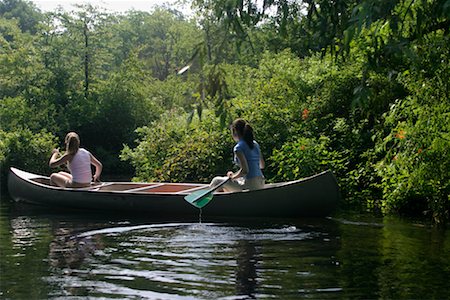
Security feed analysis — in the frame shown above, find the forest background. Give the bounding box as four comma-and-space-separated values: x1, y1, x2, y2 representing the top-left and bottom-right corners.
0, 0, 448, 223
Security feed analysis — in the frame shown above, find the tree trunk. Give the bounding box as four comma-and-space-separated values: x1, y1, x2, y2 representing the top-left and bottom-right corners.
83, 19, 89, 99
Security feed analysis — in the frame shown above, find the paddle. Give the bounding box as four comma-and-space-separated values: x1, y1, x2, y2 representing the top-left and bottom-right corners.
184, 177, 230, 209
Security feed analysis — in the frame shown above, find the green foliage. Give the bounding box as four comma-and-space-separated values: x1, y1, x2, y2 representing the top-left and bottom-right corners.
121, 111, 233, 183
193, 0, 450, 62
0, 96, 56, 132
0, 17, 50, 100
0, 0, 43, 34
0, 129, 57, 186
374, 35, 450, 223
271, 136, 343, 181
112, 8, 200, 80
375, 101, 450, 223
89, 54, 162, 148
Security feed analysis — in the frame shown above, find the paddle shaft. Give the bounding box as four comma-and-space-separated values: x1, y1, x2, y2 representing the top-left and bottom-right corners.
193, 177, 230, 203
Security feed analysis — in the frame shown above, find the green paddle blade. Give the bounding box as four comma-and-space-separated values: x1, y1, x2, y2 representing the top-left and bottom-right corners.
193, 193, 214, 208
184, 189, 214, 209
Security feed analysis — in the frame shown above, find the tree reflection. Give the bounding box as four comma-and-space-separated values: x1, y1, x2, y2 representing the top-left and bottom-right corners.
235, 240, 258, 298
1, 213, 53, 298
377, 217, 450, 299
335, 216, 450, 299
10, 216, 40, 248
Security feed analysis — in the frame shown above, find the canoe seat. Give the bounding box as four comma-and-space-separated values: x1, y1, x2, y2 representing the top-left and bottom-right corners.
131, 183, 205, 193
95, 183, 153, 192
87, 183, 115, 191
174, 185, 207, 194
123, 184, 165, 193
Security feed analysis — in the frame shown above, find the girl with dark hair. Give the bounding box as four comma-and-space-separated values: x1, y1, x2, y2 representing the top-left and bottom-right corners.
48, 132, 103, 188
211, 118, 265, 192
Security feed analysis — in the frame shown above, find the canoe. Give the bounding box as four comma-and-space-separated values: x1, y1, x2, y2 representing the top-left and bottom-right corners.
7, 167, 340, 217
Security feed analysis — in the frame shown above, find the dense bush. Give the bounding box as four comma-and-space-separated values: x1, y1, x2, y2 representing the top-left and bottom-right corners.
121, 111, 233, 183
374, 36, 450, 223
0, 96, 57, 132
270, 136, 344, 181
0, 129, 57, 188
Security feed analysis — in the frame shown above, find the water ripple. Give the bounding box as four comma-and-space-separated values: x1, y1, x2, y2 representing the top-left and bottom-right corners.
43, 222, 338, 299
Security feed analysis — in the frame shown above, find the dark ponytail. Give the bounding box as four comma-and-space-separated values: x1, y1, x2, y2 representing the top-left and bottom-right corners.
243, 123, 255, 149
232, 118, 255, 149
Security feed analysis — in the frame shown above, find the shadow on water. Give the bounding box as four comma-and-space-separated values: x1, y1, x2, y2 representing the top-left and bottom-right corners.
1, 196, 449, 299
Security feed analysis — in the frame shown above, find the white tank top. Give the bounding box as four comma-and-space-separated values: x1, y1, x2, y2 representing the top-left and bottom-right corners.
68, 148, 92, 184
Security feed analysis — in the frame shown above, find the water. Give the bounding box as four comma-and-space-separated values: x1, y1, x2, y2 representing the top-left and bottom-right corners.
1, 197, 449, 299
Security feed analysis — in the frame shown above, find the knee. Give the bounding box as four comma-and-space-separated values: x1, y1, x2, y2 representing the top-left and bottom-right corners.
50, 173, 58, 184
50, 173, 67, 187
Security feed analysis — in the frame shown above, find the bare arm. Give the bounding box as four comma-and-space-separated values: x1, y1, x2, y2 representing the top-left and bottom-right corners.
90, 153, 103, 182
259, 152, 265, 169
49, 149, 71, 168
227, 151, 248, 180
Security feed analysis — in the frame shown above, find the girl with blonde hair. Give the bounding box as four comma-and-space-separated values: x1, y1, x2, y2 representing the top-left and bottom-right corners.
49, 132, 102, 187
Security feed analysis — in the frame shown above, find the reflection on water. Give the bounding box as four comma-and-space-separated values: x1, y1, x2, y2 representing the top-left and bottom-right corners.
10, 217, 38, 248
1, 198, 449, 299
49, 228, 105, 270
235, 239, 257, 297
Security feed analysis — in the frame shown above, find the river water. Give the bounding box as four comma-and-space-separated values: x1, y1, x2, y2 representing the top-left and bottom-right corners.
1, 196, 449, 299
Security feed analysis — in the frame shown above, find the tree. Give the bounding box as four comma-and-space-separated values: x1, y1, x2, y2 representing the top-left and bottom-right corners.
0, 0, 43, 33
192, 0, 450, 60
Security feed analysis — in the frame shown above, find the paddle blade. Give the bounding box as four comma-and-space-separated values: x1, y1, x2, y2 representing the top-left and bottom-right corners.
184, 189, 213, 209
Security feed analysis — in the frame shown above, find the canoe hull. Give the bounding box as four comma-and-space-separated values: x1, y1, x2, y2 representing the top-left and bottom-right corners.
8, 168, 340, 217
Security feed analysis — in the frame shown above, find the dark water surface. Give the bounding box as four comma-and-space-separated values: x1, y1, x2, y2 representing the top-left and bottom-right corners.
1, 196, 449, 299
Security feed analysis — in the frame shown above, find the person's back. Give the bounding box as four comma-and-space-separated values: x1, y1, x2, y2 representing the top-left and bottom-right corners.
234, 140, 263, 179
49, 132, 102, 188
69, 148, 92, 184
210, 118, 265, 192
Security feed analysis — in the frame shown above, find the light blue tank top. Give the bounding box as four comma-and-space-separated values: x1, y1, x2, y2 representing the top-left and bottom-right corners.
233, 140, 263, 179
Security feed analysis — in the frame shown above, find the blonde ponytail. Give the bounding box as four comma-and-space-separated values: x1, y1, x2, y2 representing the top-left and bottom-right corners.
65, 132, 80, 155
